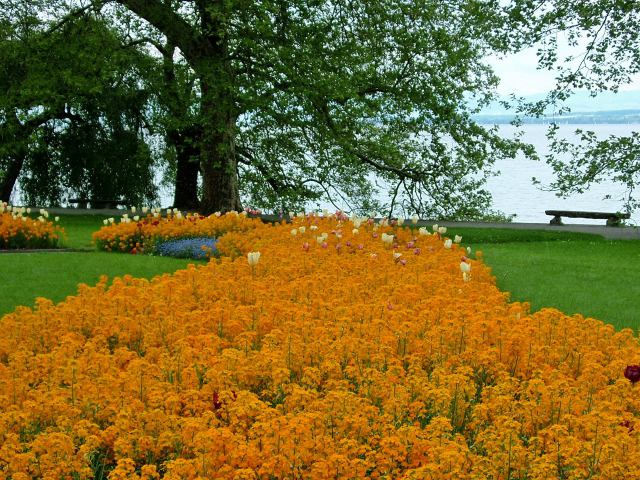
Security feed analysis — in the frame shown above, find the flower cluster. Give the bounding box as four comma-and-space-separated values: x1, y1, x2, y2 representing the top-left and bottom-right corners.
155, 237, 218, 260
0, 202, 64, 249
1, 213, 640, 479
92, 211, 261, 255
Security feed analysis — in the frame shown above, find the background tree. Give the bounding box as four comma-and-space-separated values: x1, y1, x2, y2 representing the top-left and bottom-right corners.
0, 6, 159, 206
508, 0, 640, 213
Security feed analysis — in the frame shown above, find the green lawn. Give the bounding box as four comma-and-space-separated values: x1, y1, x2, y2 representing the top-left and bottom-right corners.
57, 214, 111, 249
2, 217, 638, 332
474, 238, 640, 331
0, 252, 200, 317
0, 214, 200, 317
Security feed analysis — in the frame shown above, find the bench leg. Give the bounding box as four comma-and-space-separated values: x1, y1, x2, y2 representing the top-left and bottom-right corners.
549, 215, 563, 225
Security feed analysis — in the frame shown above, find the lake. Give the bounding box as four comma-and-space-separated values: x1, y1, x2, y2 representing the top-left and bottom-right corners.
488, 124, 639, 224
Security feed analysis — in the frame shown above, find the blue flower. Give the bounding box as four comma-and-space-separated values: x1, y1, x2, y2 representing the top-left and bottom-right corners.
154, 237, 217, 259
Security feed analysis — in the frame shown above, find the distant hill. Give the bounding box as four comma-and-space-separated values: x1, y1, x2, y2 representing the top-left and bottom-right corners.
475, 90, 640, 124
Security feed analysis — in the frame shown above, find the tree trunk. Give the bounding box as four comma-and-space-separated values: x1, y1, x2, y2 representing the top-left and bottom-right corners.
198, 90, 242, 214
168, 127, 200, 210
0, 155, 25, 203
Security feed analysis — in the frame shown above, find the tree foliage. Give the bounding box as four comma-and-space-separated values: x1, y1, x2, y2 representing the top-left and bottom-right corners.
4, 0, 540, 218
0, 6, 158, 206
509, 0, 640, 213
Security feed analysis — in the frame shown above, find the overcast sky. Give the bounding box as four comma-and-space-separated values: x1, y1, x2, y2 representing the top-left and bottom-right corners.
489, 43, 640, 97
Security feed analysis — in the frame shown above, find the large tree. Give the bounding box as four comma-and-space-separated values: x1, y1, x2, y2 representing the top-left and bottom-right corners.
49, 0, 522, 217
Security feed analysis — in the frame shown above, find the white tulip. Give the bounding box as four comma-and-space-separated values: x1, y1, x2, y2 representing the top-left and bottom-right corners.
397, 217, 405, 226
444, 239, 452, 249
432, 224, 439, 232
411, 214, 419, 224
381, 233, 394, 245
291, 228, 298, 236
299, 226, 306, 234
54, 216, 59, 222
131, 206, 137, 213
133, 215, 140, 221
454, 235, 462, 243
418, 227, 429, 236
460, 261, 471, 274
352, 228, 359, 235
310, 225, 318, 231
108, 217, 115, 224
438, 226, 447, 235
103, 219, 108, 225
467, 246, 472, 254
142, 207, 149, 214
247, 251, 261, 266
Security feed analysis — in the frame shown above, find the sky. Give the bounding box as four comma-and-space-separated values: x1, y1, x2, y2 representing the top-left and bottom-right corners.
488, 44, 640, 97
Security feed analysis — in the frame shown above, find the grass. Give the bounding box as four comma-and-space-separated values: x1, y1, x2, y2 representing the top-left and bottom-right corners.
57, 214, 111, 249
2, 217, 638, 332
0, 252, 199, 317
474, 237, 640, 331
0, 214, 199, 317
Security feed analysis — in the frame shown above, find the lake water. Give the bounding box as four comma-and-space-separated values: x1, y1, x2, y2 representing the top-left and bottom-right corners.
487, 124, 639, 224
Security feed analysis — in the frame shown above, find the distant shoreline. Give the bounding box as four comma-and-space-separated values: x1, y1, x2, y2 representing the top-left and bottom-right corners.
474, 109, 640, 125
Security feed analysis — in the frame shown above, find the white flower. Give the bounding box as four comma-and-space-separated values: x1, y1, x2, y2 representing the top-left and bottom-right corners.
393, 252, 403, 261
418, 227, 429, 236
247, 251, 261, 266
39, 208, 45, 215
438, 226, 447, 235
432, 224, 439, 232
381, 233, 394, 245
460, 261, 471, 274
310, 225, 318, 231
299, 226, 306, 234
142, 206, 149, 214
43, 211, 49, 218
291, 228, 298, 236
322, 209, 329, 217
122, 213, 129, 219
108, 217, 115, 224
397, 217, 405, 226
454, 235, 462, 243
444, 239, 452, 249
26, 208, 31, 214
54, 216, 59, 222
37, 216, 45, 223
411, 214, 419, 224
173, 208, 179, 213
352, 228, 359, 235
467, 246, 472, 254
133, 215, 140, 221
103, 219, 109, 225
131, 206, 137, 213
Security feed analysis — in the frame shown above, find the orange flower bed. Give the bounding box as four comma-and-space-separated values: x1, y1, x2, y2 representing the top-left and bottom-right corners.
1, 214, 639, 479
0, 203, 65, 249
92, 211, 262, 254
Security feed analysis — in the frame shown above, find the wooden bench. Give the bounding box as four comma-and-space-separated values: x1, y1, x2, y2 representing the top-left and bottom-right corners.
545, 210, 630, 227
68, 198, 125, 209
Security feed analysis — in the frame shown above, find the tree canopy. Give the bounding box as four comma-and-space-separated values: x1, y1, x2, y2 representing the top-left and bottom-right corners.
0, 0, 537, 218
508, 0, 640, 213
